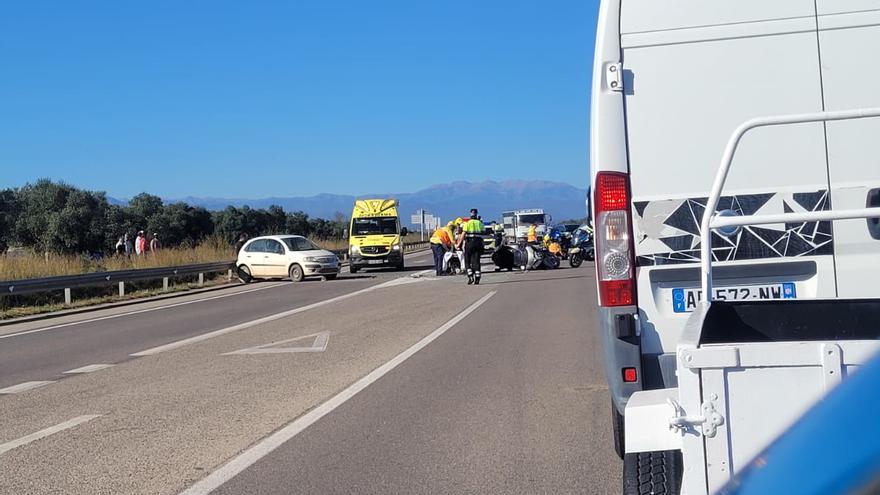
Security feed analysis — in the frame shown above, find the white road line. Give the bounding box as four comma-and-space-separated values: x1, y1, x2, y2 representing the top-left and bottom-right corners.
131, 277, 407, 357
0, 381, 56, 395
223, 331, 330, 355
179, 290, 496, 495
0, 415, 102, 456
63, 364, 115, 374
0, 283, 288, 341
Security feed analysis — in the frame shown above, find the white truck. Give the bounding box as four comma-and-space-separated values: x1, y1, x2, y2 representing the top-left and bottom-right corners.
590, 1, 880, 493
501, 208, 551, 243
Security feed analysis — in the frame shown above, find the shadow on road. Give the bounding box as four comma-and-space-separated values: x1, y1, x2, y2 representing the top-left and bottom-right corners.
481, 273, 588, 285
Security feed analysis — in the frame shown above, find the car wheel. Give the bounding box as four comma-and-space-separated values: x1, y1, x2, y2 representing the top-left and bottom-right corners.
289, 264, 304, 282
350, 264, 359, 274
623, 450, 682, 495
237, 264, 253, 284
323, 274, 337, 281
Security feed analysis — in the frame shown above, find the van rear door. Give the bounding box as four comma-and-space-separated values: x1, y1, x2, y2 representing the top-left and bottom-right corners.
618, 0, 836, 355
816, 2, 880, 297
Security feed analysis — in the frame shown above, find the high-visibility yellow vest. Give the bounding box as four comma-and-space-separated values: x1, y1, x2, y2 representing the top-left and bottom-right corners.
527, 226, 537, 242
463, 218, 484, 234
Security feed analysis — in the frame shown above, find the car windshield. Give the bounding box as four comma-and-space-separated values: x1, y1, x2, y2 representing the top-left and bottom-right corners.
282, 237, 320, 251
518, 214, 544, 225
352, 217, 398, 235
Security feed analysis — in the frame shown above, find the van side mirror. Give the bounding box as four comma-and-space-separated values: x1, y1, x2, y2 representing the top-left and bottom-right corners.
400, 227, 408, 237
342, 229, 349, 239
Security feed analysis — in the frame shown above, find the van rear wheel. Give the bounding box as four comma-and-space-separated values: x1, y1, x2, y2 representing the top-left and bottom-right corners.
623, 450, 682, 495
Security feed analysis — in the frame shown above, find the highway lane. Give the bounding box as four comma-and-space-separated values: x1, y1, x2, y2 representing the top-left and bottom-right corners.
0, 249, 435, 390
212, 266, 619, 495
0, 258, 619, 494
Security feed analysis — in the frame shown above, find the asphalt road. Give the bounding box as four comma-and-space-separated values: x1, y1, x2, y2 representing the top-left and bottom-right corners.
0, 251, 619, 495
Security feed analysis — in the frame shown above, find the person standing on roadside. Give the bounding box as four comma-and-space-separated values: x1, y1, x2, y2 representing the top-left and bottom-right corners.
135, 231, 146, 255
527, 223, 538, 244
150, 233, 160, 253
124, 233, 133, 256
115, 236, 126, 256
462, 208, 485, 285
429, 224, 452, 276
234, 233, 249, 254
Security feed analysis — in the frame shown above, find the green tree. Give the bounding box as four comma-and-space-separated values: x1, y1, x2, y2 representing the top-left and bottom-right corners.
285, 211, 311, 236
0, 188, 19, 252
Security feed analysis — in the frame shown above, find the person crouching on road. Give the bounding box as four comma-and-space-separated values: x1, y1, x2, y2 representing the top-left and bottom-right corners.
462, 208, 485, 285
429, 225, 452, 276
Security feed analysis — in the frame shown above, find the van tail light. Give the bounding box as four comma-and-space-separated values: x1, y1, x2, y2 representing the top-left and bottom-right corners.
594, 172, 636, 307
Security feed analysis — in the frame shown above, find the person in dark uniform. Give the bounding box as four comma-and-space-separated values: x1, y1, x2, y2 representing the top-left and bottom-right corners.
462, 208, 485, 285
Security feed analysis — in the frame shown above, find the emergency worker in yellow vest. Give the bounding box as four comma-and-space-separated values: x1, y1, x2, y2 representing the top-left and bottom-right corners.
527, 223, 538, 244
429, 225, 452, 276
462, 208, 485, 285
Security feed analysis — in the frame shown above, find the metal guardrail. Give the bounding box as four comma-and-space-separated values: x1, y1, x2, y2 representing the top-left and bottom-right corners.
0, 261, 235, 300
0, 241, 432, 303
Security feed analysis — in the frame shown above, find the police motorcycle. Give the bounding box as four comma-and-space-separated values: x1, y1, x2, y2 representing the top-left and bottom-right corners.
567, 225, 594, 268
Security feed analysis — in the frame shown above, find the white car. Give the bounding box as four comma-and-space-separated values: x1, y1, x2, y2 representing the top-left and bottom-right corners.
236, 235, 339, 283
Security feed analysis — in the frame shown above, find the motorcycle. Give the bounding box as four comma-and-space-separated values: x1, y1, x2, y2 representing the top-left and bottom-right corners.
568, 227, 594, 268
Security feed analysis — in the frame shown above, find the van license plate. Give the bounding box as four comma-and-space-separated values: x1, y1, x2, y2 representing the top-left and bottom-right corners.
367, 259, 384, 265
672, 283, 796, 313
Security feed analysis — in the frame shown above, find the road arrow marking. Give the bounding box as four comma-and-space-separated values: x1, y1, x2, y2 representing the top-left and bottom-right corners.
223, 332, 330, 355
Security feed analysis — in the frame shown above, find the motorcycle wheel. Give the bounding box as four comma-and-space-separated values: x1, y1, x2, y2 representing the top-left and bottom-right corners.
569, 252, 583, 268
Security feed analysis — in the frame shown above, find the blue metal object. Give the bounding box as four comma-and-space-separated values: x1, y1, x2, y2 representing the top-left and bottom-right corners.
717, 350, 880, 495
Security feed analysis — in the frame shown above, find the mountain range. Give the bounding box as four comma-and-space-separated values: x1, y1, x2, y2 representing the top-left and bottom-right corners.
164, 179, 590, 225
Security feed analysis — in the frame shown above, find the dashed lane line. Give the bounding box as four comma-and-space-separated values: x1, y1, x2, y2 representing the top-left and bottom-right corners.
0, 381, 56, 395
179, 290, 496, 495
63, 364, 115, 374
0, 415, 102, 456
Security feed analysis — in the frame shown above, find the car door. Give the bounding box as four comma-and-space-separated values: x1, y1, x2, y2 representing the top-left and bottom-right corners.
241, 239, 268, 276
262, 239, 289, 277
816, 1, 880, 297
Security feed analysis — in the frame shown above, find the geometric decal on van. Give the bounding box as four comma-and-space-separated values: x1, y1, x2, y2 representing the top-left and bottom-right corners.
633, 190, 833, 266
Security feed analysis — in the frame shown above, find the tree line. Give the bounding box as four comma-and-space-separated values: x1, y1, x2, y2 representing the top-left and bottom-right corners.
0, 180, 347, 254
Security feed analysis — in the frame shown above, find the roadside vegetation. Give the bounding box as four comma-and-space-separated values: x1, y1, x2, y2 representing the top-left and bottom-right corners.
0, 179, 350, 256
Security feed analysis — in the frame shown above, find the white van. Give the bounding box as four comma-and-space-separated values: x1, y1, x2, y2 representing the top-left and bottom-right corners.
590, 1, 880, 492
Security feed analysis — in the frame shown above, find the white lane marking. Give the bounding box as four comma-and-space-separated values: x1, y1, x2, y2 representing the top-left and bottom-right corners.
0, 415, 102, 456
132, 277, 405, 357
179, 290, 496, 495
0, 283, 288, 341
63, 364, 115, 374
0, 381, 56, 395
223, 331, 330, 355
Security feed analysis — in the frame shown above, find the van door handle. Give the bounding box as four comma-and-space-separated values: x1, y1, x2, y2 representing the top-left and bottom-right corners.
868, 188, 880, 240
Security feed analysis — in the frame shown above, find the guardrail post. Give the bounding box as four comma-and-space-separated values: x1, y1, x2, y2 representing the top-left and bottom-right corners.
163, 277, 169, 291
227, 269, 233, 281
198, 273, 204, 287
118, 282, 125, 297
64, 288, 72, 305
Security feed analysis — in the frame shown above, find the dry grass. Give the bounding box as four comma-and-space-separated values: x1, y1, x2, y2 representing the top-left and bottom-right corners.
0, 237, 235, 282
0, 234, 426, 282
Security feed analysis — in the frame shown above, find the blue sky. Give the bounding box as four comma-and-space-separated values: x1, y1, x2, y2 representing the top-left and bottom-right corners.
0, 1, 598, 199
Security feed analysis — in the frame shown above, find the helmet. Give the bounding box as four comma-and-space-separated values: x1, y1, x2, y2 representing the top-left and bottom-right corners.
549, 228, 563, 242
454, 217, 463, 225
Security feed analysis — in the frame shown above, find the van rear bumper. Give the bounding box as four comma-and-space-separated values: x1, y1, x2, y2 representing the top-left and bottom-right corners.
598, 306, 643, 415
